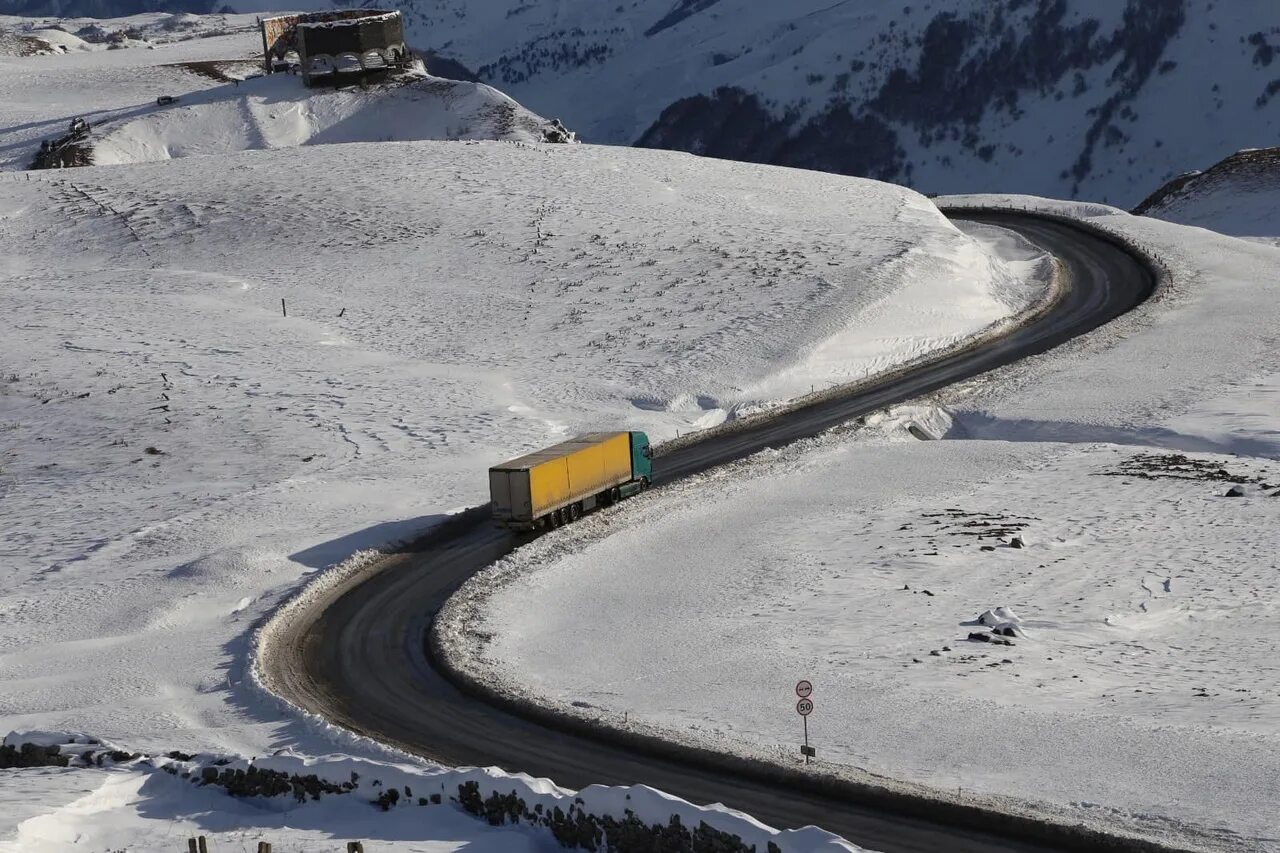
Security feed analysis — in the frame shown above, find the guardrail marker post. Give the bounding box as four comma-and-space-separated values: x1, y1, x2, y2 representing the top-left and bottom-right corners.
281, 298, 287, 317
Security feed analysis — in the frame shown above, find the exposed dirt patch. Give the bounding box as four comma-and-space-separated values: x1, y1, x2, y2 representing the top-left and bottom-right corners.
166, 59, 262, 83
1096, 452, 1273, 486
920, 508, 1034, 542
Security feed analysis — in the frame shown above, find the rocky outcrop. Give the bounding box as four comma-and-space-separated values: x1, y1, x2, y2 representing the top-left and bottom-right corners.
1133, 147, 1280, 214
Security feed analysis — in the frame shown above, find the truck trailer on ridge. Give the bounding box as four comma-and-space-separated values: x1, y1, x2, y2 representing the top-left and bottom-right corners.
489, 431, 652, 530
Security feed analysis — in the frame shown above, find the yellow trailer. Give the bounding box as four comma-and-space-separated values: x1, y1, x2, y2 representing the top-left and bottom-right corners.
489, 431, 652, 529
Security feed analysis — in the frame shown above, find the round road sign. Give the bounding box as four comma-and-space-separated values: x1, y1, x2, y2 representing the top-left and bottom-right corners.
796, 698, 814, 716
795, 680, 813, 699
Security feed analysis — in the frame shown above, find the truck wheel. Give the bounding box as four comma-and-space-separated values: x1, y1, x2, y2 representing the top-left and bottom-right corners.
548, 510, 561, 528
570, 503, 582, 521
611, 486, 622, 504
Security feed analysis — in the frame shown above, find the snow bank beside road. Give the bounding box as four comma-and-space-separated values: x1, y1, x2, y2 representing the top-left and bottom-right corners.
447, 204, 1280, 851
0, 732, 863, 853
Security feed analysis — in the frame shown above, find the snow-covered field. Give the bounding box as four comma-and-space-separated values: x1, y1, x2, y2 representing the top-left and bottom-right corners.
89, 72, 569, 165
0, 16, 262, 171
0, 11, 262, 57
443, 204, 1280, 852
0, 24, 1046, 848
0, 13, 568, 171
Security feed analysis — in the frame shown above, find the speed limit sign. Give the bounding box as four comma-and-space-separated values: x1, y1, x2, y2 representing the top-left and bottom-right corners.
793, 683, 816, 763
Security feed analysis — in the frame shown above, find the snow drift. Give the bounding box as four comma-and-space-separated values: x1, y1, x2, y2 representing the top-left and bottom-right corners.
1, 732, 862, 852
91, 71, 573, 165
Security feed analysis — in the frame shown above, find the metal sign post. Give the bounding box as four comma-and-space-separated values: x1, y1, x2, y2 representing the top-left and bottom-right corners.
795, 681, 815, 763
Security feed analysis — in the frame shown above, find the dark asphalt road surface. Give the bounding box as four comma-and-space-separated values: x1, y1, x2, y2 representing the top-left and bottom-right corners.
264, 213, 1157, 853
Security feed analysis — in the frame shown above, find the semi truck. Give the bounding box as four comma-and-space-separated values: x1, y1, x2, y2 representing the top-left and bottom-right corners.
489, 431, 652, 529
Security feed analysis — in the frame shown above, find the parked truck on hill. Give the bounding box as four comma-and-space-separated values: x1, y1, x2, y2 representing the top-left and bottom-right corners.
489, 431, 652, 530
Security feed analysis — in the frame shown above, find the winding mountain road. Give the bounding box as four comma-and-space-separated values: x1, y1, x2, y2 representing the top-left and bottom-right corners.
262, 212, 1159, 853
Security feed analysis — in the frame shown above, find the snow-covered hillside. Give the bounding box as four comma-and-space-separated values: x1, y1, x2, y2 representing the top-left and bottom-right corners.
82, 0, 1272, 207
0, 16, 260, 170
353, 0, 1280, 208
0, 10, 259, 53
91, 72, 572, 165
0, 14, 570, 170
0, 21, 1059, 851
9, 3, 1277, 205
0, 107, 1039, 851
440, 205, 1280, 852
1135, 147, 1280, 241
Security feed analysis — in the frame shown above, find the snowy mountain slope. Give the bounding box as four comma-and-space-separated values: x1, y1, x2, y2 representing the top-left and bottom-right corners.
0, 18, 261, 170
0, 128, 1041, 777
0, 15, 569, 169
8, 2, 1276, 205
91, 72, 573, 165
0, 10, 260, 53
237, 0, 1280, 208
1134, 147, 1280, 241
0, 32, 1043, 850
443, 203, 1280, 851
4, 0, 197, 14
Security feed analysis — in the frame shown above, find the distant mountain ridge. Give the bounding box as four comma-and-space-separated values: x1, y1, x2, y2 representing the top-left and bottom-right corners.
5, 0, 1279, 206
1, 0, 192, 14
1134, 147, 1280, 239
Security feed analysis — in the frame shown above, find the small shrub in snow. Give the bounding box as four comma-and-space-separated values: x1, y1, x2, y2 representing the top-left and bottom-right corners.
455, 781, 782, 853
0, 742, 68, 768
198, 764, 347, 803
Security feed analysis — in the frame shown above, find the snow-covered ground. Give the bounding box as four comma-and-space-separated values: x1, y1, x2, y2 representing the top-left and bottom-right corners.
10, 3, 1280, 205
0, 733, 858, 853
443, 205, 1280, 852
0, 15, 262, 170
273, 0, 1280, 207
1136, 148, 1280, 245
0, 13, 569, 170
90, 72, 571, 165
0, 28, 1044, 848
0, 12, 263, 49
